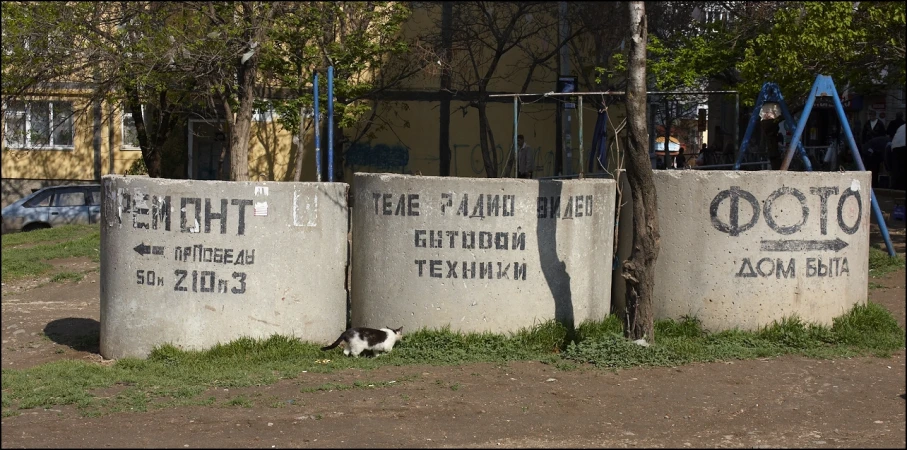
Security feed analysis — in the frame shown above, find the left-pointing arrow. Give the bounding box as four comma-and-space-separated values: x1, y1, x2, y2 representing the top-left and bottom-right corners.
134, 243, 165, 256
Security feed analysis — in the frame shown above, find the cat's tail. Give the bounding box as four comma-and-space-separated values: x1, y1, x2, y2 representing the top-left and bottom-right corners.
321, 336, 344, 351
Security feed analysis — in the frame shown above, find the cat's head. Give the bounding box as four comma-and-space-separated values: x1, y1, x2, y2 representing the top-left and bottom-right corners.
387, 326, 404, 340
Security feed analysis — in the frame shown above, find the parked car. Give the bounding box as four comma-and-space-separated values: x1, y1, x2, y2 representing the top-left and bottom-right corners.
1, 184, 102, 234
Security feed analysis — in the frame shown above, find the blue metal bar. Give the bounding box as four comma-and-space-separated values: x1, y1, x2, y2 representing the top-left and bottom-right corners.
775, 98, 812, 170
734, 92, 763, 170
780, 79, 821, 170
825, 75, 895, 256
314, 73, 321, 182
327, 66, 334, 182
736, 83, 811, 170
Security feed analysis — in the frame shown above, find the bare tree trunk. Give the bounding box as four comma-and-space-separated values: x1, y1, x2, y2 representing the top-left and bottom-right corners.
477, 100, 497, 178
229, 2, 276, 181
125, 87, 166, 178
622, 1, 659, 343
230, 60, 255, 181
293, 105, 306, 181
486, 115, 498, 175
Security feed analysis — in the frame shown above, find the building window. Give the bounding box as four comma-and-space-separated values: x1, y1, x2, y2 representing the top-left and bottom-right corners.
122, 106, 143, 150
3, 100, 74, 149
252, 102, 277, 122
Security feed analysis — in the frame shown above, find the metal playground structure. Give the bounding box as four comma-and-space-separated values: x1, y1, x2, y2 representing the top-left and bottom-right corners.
491, 74, 895, 256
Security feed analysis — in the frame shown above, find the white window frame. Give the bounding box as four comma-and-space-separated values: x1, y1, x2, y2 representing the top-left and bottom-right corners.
252, 101, 278, 122
2, 100, 75, 150
121, 105, 144, 151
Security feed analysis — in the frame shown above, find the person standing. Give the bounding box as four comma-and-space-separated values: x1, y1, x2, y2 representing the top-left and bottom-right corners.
862, 134, 890, 188
863, 110, 887, 144
675, 146, 687, 169
891, 123, 906, 190
516, 134, 534, 179
695, 143, 708, 166
887, 111, 905, 140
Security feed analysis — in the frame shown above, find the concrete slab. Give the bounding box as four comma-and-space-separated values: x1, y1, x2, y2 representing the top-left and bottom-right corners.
99, 176, 349, 359
651, 171, 871, 330
351, 173, 616, 334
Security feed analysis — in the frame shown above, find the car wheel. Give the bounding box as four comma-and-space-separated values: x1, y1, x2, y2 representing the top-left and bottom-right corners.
22, 223, 51, 232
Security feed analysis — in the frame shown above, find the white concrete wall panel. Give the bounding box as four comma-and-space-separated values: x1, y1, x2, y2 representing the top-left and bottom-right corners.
100, 176, 349, 359
352, 173, 616, 334
652, 171, 871, 330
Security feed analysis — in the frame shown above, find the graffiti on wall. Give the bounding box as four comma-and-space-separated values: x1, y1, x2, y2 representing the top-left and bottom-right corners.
113, 188, 256, 296
345, 142, 410, 172
368, 190, 598, 282
709, 185, 863, 279
345, 141, 589, 177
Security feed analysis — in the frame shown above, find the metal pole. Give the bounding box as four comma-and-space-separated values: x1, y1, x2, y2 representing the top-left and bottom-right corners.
663, 98, 671, 169
559, 1, 572, 176
735, 89, 764, 170
827, 75, 896, 256
327, 66, 334, 182
734, 92, 740, 159
780, 78, 820, 170
648, 102, 657, 169
513, 97, 519, 178
578, 95, 584, 177
314, 73, 321, 182
487, 89, 741, 98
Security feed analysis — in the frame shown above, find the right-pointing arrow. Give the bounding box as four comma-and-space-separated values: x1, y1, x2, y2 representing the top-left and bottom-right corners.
760, 238, 848, 252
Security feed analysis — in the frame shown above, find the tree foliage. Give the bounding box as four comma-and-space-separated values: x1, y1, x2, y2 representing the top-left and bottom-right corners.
2, 1, 417, 181
261, 1, 417, 181
648, 1, 906, 108
420, 2, 591, 178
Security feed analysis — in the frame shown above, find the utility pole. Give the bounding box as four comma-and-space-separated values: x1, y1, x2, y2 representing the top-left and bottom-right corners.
559, 1, 572, 175
439, 2, 453, 176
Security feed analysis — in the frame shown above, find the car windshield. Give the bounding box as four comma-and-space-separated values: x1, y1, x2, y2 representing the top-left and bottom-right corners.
23, 191, 52, 208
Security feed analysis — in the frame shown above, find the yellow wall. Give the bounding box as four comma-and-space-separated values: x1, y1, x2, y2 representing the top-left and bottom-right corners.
4, 5, 622, 185
249, 120, 295, 181
1, 97, 148, 181
3, 96, 97, 181
340, 100, 628, 179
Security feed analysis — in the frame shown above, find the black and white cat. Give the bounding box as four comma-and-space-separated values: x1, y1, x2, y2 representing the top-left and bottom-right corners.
321, 326, 404, 357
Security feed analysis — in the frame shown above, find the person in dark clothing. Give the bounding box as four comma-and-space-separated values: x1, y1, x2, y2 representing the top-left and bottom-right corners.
862, 135, 890, 188
887, 112, 905, 139
862, 110, 887, 144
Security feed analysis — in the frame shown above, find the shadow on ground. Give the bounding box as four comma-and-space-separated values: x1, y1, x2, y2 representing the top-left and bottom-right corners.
43, 318, 100, 353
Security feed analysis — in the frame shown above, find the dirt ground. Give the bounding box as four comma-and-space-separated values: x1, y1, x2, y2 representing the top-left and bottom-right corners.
1, 190, 905, 448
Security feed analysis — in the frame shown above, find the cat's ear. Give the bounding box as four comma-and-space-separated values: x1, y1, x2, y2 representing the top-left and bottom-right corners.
395, 326, 404, 334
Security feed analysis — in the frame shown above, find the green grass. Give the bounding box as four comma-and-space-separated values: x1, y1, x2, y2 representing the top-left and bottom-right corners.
2, 304, 903, 418
1, 225, 100, 282
1, 221, 904, 418
868, 246, 906, 278
50, 271, 85, 283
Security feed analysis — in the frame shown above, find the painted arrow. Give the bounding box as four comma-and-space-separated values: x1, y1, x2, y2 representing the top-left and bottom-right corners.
133, 243, 165, 256
760, 238, 848, 252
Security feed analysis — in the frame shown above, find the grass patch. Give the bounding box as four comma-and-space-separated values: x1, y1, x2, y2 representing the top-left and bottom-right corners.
1, 225, 100, 282
2, 304, 903, 418
2, 221, 904, 417
562, 303, 904, 368
50, 271, 84, 283
868, 246, 906, 279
